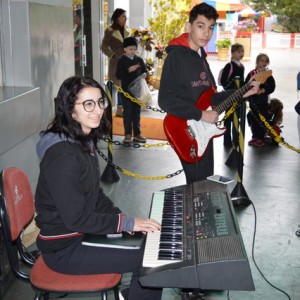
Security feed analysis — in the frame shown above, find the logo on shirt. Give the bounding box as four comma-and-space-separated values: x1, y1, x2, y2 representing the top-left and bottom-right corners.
191, 71, 211, 87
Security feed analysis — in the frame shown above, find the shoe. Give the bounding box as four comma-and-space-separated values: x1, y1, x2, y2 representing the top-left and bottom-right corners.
119, 287, 129, 300
115, 105, 123, 117
123, 135, 132, 143
133, 135, 147, 143
253, 139, 265, 147
248, 138, 258, 146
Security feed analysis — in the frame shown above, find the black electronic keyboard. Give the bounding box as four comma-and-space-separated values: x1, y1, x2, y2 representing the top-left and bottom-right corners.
140, 180, 255, 291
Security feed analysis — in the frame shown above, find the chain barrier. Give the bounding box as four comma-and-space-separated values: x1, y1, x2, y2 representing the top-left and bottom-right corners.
101, 82, 299, 181
96, 146, 183, 180
114, 83, 166, 114
103, 137, 169, 149
218, 77, 299, 154
110, 83, 169, 149
101, 83, 182, 180
249, 102, 300, 153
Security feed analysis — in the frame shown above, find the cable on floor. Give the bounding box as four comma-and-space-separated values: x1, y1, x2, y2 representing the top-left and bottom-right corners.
249, 200, 291, 300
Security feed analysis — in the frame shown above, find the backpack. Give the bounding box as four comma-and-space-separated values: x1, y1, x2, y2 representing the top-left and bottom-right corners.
217, 62, 233, 86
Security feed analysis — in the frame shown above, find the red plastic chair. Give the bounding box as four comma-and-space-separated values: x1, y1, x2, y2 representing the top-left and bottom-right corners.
0, 167, 121, 300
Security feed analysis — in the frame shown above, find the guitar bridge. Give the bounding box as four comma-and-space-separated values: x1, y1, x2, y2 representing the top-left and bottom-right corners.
186, 126, 195, 140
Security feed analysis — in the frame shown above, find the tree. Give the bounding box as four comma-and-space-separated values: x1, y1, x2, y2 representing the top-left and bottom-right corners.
148, 0, 190, 53
243, 0, 300, 33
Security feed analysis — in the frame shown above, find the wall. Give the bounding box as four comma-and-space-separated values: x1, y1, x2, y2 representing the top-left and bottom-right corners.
251, 32, 300, 49
0, 0, 74, 192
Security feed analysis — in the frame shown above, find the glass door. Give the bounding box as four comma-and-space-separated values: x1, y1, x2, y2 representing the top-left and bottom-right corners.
73, 0, 85, 75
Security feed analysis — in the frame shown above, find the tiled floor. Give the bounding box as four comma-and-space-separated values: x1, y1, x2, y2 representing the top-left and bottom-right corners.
3, 48, 300, 300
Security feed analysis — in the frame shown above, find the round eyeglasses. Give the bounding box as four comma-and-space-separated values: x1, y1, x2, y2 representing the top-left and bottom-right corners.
75, 97, 108, 112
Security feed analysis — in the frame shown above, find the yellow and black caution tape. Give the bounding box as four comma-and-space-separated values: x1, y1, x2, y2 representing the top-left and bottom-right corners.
103, 83, 300, 180
96, 146, 183, 180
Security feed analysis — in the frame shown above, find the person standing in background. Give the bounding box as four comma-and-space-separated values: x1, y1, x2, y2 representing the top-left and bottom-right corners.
101, 8, 130, 117
220, 43, 245, 147
73, 8, 83, 75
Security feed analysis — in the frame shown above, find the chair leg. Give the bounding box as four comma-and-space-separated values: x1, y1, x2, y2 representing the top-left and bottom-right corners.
34, 291, 49, 300
34, 293, 40, 300
101, 291, 107, 300
114, 288, 120, 300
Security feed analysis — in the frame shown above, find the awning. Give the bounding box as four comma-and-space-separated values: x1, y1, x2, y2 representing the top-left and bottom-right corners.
238, 6, 261, 17
191, 0, 245, 12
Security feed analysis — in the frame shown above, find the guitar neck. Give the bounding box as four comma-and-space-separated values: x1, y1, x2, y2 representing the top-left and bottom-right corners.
214, 82, 252, 115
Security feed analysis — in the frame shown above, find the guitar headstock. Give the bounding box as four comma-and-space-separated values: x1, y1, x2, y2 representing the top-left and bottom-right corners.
253, 70, 272, 84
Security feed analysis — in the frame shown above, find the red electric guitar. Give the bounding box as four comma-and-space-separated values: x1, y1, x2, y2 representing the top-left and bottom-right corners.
163, 70, 272, 163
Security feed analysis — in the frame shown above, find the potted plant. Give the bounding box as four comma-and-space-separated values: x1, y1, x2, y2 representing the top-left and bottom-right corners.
216, 38, 231, 60
233, 19, 259, 61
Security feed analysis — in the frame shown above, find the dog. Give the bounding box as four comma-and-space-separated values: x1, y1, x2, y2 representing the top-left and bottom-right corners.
265, 98, 284, 145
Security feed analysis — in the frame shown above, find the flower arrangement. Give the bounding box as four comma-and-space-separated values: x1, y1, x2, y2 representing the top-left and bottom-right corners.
154, 43, 165, 60
131, 27, 155, 53
233, 19, 259, 33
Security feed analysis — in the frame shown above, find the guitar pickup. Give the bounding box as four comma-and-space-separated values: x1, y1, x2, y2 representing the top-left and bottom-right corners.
190, 145, 196, 159
186, 126, 195, 140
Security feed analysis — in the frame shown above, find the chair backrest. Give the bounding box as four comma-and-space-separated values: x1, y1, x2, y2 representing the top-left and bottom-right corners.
0, 167, 35, 242
0, 167, 35, 281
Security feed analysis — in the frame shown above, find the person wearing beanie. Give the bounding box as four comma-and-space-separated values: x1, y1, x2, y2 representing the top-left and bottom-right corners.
123, 36, 138, 48
116, 37, 147, 144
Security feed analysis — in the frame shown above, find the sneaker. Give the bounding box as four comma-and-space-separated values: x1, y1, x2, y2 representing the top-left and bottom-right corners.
253, 139, 265, 147
248, 138, 258, 146
123, 135, 132, 143
133, 135, 147, 143
119, 287, 129, 300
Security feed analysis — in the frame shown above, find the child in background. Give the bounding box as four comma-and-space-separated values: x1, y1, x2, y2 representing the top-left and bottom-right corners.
246, 53, 276, 147
220, 43, 245, 147
116, 37, 147, 144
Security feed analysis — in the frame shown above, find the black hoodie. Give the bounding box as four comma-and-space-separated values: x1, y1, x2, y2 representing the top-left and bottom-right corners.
35, 132, 133, 253
158, 33, 230, 120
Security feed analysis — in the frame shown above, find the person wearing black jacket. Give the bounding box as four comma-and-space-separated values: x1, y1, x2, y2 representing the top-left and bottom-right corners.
246, 53, 276, 147
116, 37, 147, 143
35, 76, 162, 300
220, 43, 245, 147
158, 3, 259, 184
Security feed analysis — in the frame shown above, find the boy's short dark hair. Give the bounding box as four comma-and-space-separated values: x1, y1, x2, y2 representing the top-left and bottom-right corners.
189, 3, 219, 24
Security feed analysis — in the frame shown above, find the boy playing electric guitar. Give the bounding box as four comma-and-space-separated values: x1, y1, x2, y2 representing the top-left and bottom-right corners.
158, 2, 259, 184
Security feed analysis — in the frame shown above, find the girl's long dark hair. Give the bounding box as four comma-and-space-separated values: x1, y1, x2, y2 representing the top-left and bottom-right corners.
46, 76, 111, 149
